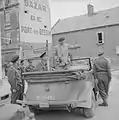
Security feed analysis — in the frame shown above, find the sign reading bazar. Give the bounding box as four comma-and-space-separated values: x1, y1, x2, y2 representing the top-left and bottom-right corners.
19, 0, 52, 43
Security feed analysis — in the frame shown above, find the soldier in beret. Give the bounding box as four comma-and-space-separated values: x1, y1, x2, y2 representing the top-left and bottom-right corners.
7, 55, 23, 104
18, 59, 26, 100
93, 50, 112, 106
54, 37, 80, 68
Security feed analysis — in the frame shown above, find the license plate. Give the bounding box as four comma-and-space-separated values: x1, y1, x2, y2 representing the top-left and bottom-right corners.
39, 103, 49, 108
42, 96, 55, 101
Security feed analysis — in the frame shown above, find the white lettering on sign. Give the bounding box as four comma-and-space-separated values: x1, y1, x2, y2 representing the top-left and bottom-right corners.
19, 0, 52, 43
24, 0, 48, 12
20, 25, 51, 36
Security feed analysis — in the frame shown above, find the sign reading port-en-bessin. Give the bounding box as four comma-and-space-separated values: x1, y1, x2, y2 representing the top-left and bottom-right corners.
19, 0, 52, 43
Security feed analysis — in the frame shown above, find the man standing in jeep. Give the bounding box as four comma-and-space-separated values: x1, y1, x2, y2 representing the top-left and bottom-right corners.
54, 37, 80, 68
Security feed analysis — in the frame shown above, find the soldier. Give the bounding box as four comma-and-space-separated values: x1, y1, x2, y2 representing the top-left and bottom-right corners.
7, 55, 22, 104
93, 50, 112, 106
19, 59, 25, 100
54, 37, 80, 68
19, 60, 25, 74
25, 59, 35, 72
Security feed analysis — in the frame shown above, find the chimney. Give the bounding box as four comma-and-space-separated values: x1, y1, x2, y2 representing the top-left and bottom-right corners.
87, 4, 94, 16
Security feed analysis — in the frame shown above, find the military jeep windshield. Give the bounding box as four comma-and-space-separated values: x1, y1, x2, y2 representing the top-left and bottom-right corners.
70, 58, 91, 71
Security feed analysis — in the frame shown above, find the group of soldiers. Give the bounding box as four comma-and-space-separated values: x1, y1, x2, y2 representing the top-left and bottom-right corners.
4, 36, 111, 107
4, 56, 36, 104
4, 52, 49, 104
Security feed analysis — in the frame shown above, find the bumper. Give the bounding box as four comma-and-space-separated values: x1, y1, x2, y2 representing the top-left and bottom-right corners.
17, 99, 91, 109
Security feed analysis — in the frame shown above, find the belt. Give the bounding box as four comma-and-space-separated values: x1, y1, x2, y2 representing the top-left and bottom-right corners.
97, 71, 107, 73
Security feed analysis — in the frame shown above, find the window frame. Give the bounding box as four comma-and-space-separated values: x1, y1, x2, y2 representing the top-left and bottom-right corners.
5, 10, 11, 26
5, 31, 11, 44
96, 31, 104, 44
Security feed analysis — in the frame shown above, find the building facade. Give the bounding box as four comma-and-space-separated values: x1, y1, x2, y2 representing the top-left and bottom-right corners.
52, 5, 119, 67
0, 0, 20, 64
53, 25, 119, 58
0, 0, 19, 47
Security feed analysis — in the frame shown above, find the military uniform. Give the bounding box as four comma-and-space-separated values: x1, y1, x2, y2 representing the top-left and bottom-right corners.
7, 55, 22, 104
35, 59, 47, 72
93, 52, 111, 106
25, 60, 35, 72
54, 37, 80, 68
18, 60, 26, 100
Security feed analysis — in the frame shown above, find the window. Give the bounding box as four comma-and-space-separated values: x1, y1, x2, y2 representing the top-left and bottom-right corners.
97, 32, 104, 44
5, 11, 10, 26
6, 32, 11, 44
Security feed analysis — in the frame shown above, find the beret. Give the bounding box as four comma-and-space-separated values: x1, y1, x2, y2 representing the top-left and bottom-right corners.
58, 37, 65, 42
97, 50, 104, 56
11, 55, 19, 63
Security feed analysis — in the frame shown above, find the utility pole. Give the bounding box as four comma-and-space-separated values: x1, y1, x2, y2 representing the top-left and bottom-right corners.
46, 40, 50, 71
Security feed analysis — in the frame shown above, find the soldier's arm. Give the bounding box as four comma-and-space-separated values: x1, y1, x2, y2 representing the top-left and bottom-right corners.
25, 66, 31, 72
92, 61, 97, 79
54, 46, 58, 56
53, 46, 58, 60
7, 69, 16, 89
67, 44, 80, 49
15, 71, 22, 86
107, 62, 112, 80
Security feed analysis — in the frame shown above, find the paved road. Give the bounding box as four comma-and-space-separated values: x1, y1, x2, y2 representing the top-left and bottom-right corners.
35, 71, 119, 120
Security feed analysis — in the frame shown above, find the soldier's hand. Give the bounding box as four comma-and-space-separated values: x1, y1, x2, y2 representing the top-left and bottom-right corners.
13, 89, 17, 92
95, 79, 98, 84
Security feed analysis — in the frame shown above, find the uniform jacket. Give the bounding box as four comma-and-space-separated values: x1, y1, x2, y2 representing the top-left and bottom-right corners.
7, 65, 22, 90
93, 56, 111, 80
54, 44, 79, 64
25, 64, 35, 72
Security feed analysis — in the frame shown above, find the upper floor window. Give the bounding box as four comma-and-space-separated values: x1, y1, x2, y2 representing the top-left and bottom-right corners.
5, 11, 10, 26
6, 32, 11, 44
97, 32, 104, 44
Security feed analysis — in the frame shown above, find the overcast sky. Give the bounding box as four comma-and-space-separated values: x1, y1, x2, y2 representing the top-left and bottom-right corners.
50, 0, 119, 26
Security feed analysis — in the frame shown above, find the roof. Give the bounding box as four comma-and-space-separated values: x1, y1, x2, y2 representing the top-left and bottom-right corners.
52, 6, 119, 34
